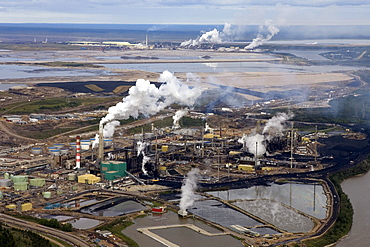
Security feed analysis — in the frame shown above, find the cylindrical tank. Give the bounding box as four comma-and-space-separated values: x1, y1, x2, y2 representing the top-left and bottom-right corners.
81, 140, 90, 150
0, 179, 11, 187
104, 139, 113, 147
4, 173, 10, 179
48, 146, 58, 151
69, 142, 76, 148
50, 149, 61, 156
68, 173, 77, 181
53, 143, 64, 149
42, 191, 52, 198
13, 182, 28, 191
12, 175, 27, 183
31, 147, 43, 155
29, 178, 45, 187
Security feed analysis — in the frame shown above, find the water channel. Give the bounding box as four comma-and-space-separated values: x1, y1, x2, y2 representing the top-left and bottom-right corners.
336, 171, 370, 247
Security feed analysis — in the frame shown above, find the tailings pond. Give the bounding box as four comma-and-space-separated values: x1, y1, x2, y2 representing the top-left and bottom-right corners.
122, 211, 244, 247
80, 197, 147, 217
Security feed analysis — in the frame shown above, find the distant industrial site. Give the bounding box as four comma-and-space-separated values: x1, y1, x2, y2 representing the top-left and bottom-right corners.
1, 25, 370, 247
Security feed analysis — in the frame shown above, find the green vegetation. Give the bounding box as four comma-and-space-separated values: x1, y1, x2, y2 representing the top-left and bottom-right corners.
35, 61, 103, 68
2, 96, 120, 115
303, 158, 370, 247
4, 213, 73, 232
0, 223, 57, 247
95, 217, 139, 247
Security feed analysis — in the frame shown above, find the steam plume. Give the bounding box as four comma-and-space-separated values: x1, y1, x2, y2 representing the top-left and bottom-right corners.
181, 23, 235, 47
245, 20, 280, 50
137, 141, 148, 175
238, 112, 292, 157
172, 108, 188, 129
101, 70, 201, 125
179, 168, 200, 212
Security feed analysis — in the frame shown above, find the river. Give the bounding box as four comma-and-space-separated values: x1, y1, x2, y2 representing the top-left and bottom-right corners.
336, 171, 370, 246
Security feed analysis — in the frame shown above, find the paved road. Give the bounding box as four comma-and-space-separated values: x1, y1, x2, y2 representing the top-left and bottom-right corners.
0, 213, 91, 247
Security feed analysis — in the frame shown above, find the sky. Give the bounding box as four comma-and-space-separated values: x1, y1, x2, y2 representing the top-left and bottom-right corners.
0, 0, 370, 26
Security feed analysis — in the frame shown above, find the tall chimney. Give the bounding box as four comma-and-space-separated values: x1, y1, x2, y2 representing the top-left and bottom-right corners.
76, 136, 81, 169
98, 123, 104, 163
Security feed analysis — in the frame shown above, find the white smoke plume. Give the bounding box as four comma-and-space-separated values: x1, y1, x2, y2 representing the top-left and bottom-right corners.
91, 120, 120, 149
137, 141, 149, 175
263, 112, 293, 137
172, 108, 188, 129
181, 23, 235, 47
245, 20, 280, 50
101, 70, 201, 125
179, 168, 200, 212
238, 112, 293, 157
238, 133, 266, 157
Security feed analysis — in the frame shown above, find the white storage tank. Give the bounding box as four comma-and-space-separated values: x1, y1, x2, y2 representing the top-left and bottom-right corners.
50, 149, 61, 156
53, 143, 64, 149
31, 147, 43, 155
0, 179, 12, 187
68, 173, 77, 181
60, 148, 69, 155
104, 139, 113, 147
81, 140, 90, 150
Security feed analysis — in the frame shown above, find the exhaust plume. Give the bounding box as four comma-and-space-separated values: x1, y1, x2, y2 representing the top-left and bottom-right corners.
181, 23, 236, 47
245, 20, 280, 50
101, 70, 201, 126
238, 112, 292, 157
137, 141, 148, 175
172, 108, 188, 129
179, 168, 200, 212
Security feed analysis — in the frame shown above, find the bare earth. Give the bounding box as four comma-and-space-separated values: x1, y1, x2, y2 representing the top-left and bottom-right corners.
0, 48, 354, 102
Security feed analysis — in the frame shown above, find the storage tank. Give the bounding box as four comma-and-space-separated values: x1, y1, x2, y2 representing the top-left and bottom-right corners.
100, 162, 113, 173
5, 204, 17, 210
29, 178, 45, 187
111, 161, 127, 177
60, 148, 69, 155
14, 182, 28, 191
81, 140, 90, 150
42, 191, 52, 199
4, 172, 10, 179
12, 175, 27, 183
104, 139, 113, 147
48, 146, 58, 151
0, 179, 12, 187
21, 203, 32, 211
105, 171, 119, 181
50, 149, 61, 156
53, 143, 64, 149
69, 142, 76, 148
68, 173, 77, 181
31, 147, 43, 155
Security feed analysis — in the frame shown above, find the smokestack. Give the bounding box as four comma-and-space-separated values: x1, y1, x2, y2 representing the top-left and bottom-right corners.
98, 124, 104, 164
146, 33, 148, 47
75, 136, 81, 169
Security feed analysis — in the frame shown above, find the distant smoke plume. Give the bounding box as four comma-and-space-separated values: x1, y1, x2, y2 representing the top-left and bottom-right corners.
245, 20, 280, 50
181, 23, 236, 47
172, 108, 188, 129
238, 112, 292, 157
179, 168, 200, 212
263, 112, 293, 138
